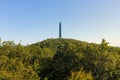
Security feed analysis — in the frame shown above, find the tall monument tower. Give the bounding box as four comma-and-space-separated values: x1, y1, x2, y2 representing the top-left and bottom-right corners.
59, 22, 62, 38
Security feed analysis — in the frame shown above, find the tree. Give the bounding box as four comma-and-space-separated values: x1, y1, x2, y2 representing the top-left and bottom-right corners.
68, 68, 93, 80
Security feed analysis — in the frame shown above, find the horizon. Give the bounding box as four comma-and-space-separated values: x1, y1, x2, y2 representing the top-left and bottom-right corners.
0, 0, 120, 46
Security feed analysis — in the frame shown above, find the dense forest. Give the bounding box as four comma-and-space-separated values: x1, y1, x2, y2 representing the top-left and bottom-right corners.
0, 38, 120, 80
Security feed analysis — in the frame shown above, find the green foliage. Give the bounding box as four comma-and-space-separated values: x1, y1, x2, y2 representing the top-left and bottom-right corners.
68, 68, 93, 80
0, 38, 120, 80
0, 41, 40, 80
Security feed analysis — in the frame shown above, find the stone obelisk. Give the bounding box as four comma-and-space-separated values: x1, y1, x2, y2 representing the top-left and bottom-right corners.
59, 22, 62, 38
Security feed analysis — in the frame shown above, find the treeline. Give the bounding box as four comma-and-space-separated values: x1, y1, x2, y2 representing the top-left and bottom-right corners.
0, 38, 120, 80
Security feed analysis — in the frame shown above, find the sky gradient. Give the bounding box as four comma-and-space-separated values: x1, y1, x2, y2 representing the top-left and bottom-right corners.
0, 0, 120, 46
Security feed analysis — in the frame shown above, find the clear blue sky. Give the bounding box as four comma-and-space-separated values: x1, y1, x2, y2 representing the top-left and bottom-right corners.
0, 0, 120, 46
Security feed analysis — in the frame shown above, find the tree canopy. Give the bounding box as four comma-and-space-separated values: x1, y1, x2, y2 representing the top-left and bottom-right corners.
0, 38, 120, 80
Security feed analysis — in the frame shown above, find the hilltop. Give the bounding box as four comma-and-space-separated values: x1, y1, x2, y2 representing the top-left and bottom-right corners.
0, 38, 120, 80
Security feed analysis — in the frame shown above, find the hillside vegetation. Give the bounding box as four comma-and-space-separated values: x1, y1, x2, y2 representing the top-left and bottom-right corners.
0, 38, 120, 80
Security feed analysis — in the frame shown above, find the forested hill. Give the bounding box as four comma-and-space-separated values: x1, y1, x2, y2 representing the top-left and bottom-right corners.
32, 38, 89, 52
0, 38, 120, 80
